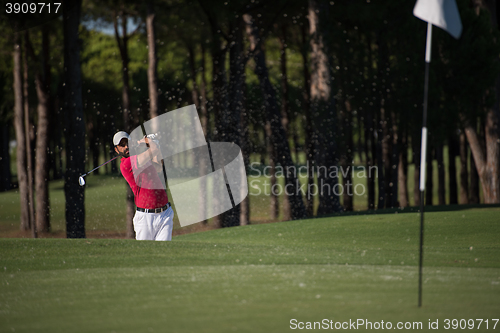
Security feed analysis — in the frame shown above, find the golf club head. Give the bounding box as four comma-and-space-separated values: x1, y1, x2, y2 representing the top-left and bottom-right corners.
78, 176, 86, 186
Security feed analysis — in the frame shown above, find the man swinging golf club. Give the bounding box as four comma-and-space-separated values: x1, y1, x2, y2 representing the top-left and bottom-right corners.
113, 131, 174, 241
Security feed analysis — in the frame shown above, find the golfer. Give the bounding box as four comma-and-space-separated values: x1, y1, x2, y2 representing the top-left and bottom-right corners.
113, 131, 174, 241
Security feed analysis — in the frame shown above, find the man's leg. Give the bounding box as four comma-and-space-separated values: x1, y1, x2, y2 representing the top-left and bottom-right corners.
133, 211, 154, 240
155, 207, 174, 241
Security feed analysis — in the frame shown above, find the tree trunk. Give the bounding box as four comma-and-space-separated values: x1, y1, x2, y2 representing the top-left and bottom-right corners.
240, 91, 250, 226
364, 112, 376, 210
23, 32, 37, 237
265, 122, 279, 220
208, 36, 227, 229
217, 18, 245, 228
447, 135, 458, 204
110, 112, 118, 174
187, 44, 209, 224
459, 130, 469, 204
300, 23, 314, 216
376, 112, 385, 209
279, 23, 291, 220
63, 0, 86, 238
279, 24, 290, 135
199, 43, 210, 225
188, 45, 200, 109
470, 119, 484, 204
482, 99, 500, 204
103, 139, 109, 174
33, 27, 51, 233
380, 110, 391, 209
51, 86, 64, 180
469, 152, 480, 204
292, 125, 300, 163
114, 11, 134, 131
88, 119, 100, 174
389, 111, 399, 208
13, 33, 31, 231
239, 189, 250, 225
114, 10, 135, 238
376, 34, 390, 210
307, 0, 342, 214
464, 0, 500, 204
364, 34, 377, 210
357, 113, 365, 165
436, 142, 445, 205
342, 100, 354, 212
425, 147, 434, 206
412, 132, 421, 207
199, 42, 210, 224
211, 38, 227, 145
0, 125, 11, 192
398, 131, 409, 207
200, 43, 209, 137
147, 0, 160, 119
244, 13, 307, 219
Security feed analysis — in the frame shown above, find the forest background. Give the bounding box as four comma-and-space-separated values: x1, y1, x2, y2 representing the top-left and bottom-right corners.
0, 0, 499, 238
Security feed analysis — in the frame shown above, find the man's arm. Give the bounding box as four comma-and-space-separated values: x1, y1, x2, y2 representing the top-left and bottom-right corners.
120, 157, 140, 197
136, 137, 163, 171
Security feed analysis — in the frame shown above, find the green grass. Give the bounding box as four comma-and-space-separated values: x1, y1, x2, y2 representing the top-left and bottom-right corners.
0, 207, 499, 332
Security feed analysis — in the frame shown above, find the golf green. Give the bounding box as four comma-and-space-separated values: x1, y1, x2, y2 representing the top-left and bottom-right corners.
0, 207, 499, 332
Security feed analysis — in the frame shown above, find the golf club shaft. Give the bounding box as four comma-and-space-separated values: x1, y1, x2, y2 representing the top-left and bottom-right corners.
81, 155, 120, 177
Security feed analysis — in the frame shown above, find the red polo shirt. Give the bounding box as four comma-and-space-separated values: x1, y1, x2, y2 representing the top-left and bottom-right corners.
120, 155, 169, 209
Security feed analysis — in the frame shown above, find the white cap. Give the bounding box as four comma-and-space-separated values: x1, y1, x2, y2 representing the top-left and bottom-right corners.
113, 131, 130, 146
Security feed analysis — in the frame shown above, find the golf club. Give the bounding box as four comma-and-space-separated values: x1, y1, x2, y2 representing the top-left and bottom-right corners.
78, 155, 120, 186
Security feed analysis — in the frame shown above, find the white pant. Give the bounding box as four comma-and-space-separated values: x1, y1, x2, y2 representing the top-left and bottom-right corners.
133, 207, 174, 241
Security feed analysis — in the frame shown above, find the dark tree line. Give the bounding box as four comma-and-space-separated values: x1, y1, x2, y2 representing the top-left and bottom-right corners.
0, 0, 499, 237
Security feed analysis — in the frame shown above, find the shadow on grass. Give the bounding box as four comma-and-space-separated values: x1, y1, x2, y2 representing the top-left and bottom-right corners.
316, 203, 500, 219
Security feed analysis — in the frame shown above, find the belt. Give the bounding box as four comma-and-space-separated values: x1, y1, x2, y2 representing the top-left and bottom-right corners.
136, 202, 171, 213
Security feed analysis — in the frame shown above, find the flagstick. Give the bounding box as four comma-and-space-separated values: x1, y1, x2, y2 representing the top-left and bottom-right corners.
419, 22, 432, 308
